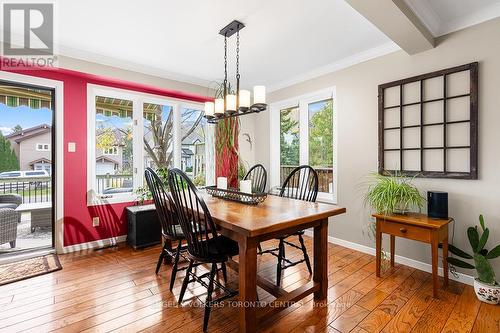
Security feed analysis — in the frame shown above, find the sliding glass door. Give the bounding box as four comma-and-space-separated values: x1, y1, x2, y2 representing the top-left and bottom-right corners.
0, 81, 55, 255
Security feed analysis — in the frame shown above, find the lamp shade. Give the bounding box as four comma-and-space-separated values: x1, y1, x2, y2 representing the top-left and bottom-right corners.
239, 90, 250, 108
214, 98, 224, 115
204, 101, 214, 117
253, 86, 266, 104
226, 94, 237, 112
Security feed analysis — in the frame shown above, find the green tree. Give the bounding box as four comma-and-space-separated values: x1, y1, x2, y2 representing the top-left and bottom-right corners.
309, 100, 333, 167
0, 133, 19, 172
12, 125, 22, 133
280, 108, 300, 166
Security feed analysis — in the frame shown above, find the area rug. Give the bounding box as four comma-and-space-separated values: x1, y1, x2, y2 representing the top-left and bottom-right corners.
0, 254, 62, 286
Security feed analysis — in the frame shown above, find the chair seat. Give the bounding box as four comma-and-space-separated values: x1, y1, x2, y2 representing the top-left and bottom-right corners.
205, 235, 239, 260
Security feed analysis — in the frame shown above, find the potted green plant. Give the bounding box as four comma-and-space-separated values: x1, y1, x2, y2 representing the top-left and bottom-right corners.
364, 172, 425, 215
447, 215, 500, 304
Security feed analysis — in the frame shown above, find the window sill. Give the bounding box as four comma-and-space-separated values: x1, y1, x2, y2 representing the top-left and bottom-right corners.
87, 193, 138, 207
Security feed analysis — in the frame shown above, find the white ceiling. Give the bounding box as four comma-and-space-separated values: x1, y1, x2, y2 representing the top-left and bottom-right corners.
51, 0, 395, 91
4, 0, 500, 92
404, 0, 500, 37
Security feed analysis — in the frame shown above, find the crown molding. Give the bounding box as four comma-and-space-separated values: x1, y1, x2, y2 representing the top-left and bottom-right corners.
267, 41, 400, 93
404, 0, 500, 37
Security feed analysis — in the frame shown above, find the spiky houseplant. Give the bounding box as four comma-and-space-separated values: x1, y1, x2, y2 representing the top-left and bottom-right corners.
447, 215, 500, 285
364, 172, 425, 215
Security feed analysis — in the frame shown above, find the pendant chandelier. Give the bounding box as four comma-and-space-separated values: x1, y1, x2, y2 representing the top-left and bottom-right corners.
204, 20, 267, 124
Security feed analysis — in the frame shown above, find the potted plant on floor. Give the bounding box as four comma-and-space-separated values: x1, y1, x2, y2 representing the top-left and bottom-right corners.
447, 215, 500, 304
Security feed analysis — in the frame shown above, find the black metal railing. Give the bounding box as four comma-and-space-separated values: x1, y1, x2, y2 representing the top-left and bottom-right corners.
0, 176, 52, 203
280, 165, 333, 193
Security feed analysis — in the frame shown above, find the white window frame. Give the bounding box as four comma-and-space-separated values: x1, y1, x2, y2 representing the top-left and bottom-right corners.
269, 87, 337, 203
87, 84, 213, 206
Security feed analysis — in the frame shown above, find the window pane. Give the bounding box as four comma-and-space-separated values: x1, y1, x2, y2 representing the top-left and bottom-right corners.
95, 96, 134, 195
180, 108, 206, 186
280, 106, 300, 186
308, 99, 333, 193
143, 102, 173, 174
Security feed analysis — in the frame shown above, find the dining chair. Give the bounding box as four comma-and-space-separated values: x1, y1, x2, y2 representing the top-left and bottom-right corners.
243, 164, 267, 193
168, 168, 238, 332
145, 167, 186, 291
260, 165, 318, 286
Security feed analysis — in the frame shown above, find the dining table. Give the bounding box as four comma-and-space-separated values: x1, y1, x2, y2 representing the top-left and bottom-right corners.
188, 192, 347, 332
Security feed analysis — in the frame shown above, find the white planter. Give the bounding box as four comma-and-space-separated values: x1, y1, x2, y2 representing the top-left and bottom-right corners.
473, 278, 500, 304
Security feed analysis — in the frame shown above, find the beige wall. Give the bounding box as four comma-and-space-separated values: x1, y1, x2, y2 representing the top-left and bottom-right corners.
254, 18, 500, 278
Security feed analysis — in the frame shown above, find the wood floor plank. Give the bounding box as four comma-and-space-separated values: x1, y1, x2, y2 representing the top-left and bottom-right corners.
0, 236, 485, 333
441, 286, 482, 333
471, 302, 500, 333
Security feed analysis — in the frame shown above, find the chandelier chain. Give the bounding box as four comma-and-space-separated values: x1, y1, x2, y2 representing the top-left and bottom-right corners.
224, 35, 228, 86
236, 28, 240, 79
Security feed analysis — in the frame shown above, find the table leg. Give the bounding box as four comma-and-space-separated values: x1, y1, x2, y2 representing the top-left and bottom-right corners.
376, 219, 382, 278
390, 235, 395, 267
313, 218, 328, 300
431, 233, 439, 298
442, 235, 449, 288
238, 236, 258, 333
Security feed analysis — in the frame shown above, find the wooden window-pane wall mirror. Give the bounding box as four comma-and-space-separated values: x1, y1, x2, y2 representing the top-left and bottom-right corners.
378, 62, 478, 179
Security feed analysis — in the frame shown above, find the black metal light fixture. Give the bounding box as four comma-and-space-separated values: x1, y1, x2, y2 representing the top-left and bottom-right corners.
204, 20, 267, 124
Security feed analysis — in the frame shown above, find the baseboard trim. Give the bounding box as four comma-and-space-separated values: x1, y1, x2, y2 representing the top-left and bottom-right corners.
62, 235, 127, 253
304, 230, 474, 286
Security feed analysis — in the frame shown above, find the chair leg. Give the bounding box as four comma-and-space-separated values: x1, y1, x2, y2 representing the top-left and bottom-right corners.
276, 238, 285, 286
203, 263, 217, 332
258, 243, 263, 253
169, 242, 182, 291
9, 240, 16, 248
298, 234, 312, 274
155, 250, 165, 275
178, 259, 194, 304
221, 262, 227, 283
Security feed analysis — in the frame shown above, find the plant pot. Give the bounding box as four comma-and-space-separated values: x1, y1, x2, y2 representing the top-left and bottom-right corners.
473, 278, 500, 304
393, 202, 409, 215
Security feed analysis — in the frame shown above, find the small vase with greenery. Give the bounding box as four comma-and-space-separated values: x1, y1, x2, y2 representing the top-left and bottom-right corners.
447, 215, 500, 304
364, 172, 425, 215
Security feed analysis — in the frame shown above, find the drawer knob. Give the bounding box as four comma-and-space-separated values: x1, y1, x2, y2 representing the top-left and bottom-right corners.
399, 227, 407, 233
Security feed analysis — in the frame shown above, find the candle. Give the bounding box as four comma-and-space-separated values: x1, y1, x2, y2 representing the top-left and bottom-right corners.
214, 98, 224, 115
240, 180, 252, 194
253, 86, 266, 104
204, 101, 214, 117
226, 94, 236, 112
239, 90, 250, 109
217, 177, 227, 190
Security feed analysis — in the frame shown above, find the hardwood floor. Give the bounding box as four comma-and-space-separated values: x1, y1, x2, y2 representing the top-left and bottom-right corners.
0, 236, 498, 333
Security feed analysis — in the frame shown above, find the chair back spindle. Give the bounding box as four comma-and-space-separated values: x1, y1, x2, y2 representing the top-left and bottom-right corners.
243, 164, 267, 193
279, 165, 318, 202
168, 168, 219, 261
145, 167, 181, 239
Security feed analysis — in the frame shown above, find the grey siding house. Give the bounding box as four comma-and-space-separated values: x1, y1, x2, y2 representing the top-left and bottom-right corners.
5, 124, 52, 173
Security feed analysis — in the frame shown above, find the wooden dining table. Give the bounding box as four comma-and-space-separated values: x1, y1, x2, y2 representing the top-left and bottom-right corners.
196, 192, 346, 332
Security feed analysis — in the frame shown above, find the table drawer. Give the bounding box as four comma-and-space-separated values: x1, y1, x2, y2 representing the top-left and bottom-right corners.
379, 220, 431, 243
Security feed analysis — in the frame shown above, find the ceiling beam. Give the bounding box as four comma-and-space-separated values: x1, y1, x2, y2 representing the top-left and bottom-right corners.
345, 0, 434, 55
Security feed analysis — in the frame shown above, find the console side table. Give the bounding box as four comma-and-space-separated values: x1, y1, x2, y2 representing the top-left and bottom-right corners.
373, 213, 453, 298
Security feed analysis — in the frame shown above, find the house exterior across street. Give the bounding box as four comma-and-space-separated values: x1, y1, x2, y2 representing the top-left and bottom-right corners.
5, 124, 52, 174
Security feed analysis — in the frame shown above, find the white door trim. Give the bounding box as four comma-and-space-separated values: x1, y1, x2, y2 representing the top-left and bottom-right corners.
0, 70, 64, 253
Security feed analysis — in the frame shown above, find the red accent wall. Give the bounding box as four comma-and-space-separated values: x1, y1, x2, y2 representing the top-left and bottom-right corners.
1, 66, 211, 246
